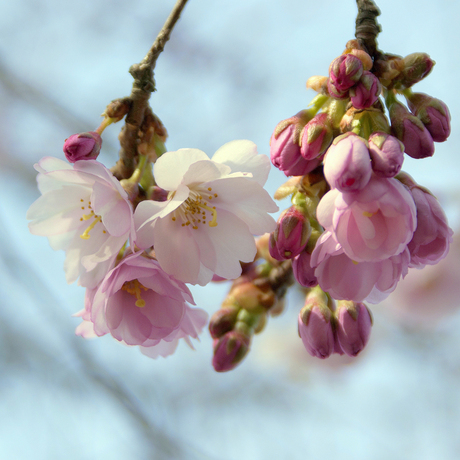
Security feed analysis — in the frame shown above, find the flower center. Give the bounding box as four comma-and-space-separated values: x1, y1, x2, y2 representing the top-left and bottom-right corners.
121, 279, 148, 307
79, 198, 106, 239
172, 188, 219, 230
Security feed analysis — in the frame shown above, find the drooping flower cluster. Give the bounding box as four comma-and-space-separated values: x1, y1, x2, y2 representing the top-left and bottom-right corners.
262, 40, 452, 361
28, 128, 278, 358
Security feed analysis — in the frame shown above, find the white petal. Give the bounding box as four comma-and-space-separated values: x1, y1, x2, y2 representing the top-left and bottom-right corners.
153, 216, 202, 285
154, 149, 209, 190
182, 160, 229, 187
34, 156, 72, 173
212, 140, 270, 185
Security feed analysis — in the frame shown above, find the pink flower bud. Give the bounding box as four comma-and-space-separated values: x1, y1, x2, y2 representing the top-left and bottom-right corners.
335, 301, 372, 357
323, 133, 372, 192
329, 54, 363, 92
368, 132, 404, 178
270, 114, 321, 176
269, 206, 311, 260
63, 131, 102, 162
298, 294, 335, 359
292, 250, 318, 287
350, 71, 381, 110
406, 184, 453, 268
406, 92, 451, 142
300, 113, 333, 160
212, 331, 250, 372
389, 101, 434, 159
327, 78, 349, 99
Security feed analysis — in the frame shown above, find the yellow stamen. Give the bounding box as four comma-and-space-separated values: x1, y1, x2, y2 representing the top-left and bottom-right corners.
363, 211, 374, 217
352, 260, 359, 265
80, 215, 102, 239
121, 280, 148, 307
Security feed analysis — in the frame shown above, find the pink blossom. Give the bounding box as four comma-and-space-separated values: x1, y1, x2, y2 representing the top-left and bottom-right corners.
407, 186, 453, 268
368, 132, 404, 178
76, 252, 207, 358
323, 133, 372, 192
317, 174, 416, 262
335, 301, 373, 356
27, 157, 134, 288
311, 231, 410, 303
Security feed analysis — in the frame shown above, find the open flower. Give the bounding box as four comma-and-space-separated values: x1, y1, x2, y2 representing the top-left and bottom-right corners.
311, 231, 410, 303
134, 140, 278, 285
75, 252, 208, 358
317, 174, 416, 262
27, 157, 134, 288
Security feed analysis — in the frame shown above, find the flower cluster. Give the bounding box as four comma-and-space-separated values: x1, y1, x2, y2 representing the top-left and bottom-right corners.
265, 40, 453, 360
28, 127, 278, 358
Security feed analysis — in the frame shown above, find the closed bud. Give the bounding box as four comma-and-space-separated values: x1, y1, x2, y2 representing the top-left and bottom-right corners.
335, 301, 372, 357
270, 112, 321, 176
292, 250, 318, 288
269, 206, 311, 260
327, 78, 349, 99
300, 112, 333, 160
350, 71, 381, 110
298, 288, 335, 359
368, 132, 404, 178
323, 132, 372, 192
329, 54, 363, 92
389, 101, 434, 159
394, 53, 435, 90
63, 131, 102, 163
405, 92, 451, 142
212, 330, 251, 372
209, 307, 240, 339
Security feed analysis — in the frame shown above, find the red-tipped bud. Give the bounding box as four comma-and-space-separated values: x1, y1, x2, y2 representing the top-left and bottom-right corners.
389, 101, 435, 159
300, 113, 333, 160
323, 132, 372, 192
209, 308, 239, 339
329, 54, 364, 92
406, 92, 451, 142
335, 301, 372, 357
368, 132, 404, 178
212, 331, 250, 372
327, 78, 349, 99
63, 131, 102, 162
269, 206, 311, 260
350, 71, 381, 110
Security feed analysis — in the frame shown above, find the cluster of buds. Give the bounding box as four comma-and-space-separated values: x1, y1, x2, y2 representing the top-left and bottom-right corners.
264, 39, 453, 361
210, 236, 293, 371
298, 287, 372, 358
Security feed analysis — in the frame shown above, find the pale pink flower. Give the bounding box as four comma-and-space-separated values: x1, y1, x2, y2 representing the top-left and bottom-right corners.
407, 186, 453, 268
76, 252, 208, 358
27, 157, 134, 288
134, 140, 278, 286
311, 231, 410, 303
317, 174, 416, 262
323, 133, 372, 192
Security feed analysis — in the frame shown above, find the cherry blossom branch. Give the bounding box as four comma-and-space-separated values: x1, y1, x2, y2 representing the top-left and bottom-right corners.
355, 0, 382, 61
111, 0, 189, 179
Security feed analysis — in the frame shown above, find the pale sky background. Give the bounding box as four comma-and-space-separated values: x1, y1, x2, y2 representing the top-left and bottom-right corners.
1, 1, 460, 459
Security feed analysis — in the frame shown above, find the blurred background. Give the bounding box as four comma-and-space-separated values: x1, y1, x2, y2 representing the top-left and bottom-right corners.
1, 0, 460, 459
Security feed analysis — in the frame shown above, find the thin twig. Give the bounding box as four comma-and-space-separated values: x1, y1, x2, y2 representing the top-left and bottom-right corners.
113, 0, 189, 179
